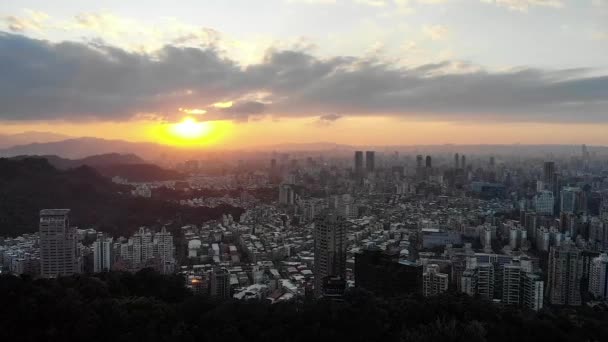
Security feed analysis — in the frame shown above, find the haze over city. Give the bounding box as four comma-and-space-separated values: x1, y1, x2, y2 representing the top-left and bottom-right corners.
1, 0, 608, 148
3, 2, 608, 342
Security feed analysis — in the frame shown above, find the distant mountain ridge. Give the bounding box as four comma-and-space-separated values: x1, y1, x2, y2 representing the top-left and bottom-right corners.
10, 154, 182, 182
0, 131, 72, 148
0, 137, 172, 160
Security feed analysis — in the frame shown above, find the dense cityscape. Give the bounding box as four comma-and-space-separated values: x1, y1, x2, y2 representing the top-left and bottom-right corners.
2, 0, 608, 340
3, 146, 608, 312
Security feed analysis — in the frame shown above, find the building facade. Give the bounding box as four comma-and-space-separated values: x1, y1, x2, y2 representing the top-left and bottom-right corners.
39, 209, 80, 278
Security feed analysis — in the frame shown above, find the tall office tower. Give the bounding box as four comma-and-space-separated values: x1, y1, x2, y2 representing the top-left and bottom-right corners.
425, 155, 432, 168
476, 263, 495, 300
423, 264, 449, 297
543, 161, 555, 187
535, 190, 555, 216
355, 249, 423, 297
416, 154, 423, 168
582, 144, 589, 164
501, 264, 522, 306
489, 156, 495, 167
548, 243, 583, 306
460, 155, 466, 169
155, 226, 176, 274
365, 151, 375, 173
524, 212, 538, 242
589, 253, 608, 299
522, 272, 544, 311
582, 144, 587, 157
279, 183, 296, 205
454, 153, 460, 169
93, 232, 113, 273
209, 267, 231, 299
39, 209, 80, 278
354, 151, 364, 176
560, 187, 582, 214
314, 212, 347, 296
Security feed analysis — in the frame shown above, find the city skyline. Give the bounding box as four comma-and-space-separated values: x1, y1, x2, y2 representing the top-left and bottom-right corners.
1, 1, 608, 147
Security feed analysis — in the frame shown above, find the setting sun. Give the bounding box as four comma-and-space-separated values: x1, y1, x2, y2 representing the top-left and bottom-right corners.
149, 117, 232, 147
171, 117, 211, 140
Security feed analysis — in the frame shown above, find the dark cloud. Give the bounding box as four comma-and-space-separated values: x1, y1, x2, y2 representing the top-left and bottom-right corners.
314, 113, 343, 126
319, 113, 342, 121
0, 32, 607, 123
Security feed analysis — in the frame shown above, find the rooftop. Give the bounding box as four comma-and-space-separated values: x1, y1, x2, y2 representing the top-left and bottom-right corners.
40, 209, 71, 216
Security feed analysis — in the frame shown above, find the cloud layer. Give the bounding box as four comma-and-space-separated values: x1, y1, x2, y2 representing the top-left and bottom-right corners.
0, 32, 607, 123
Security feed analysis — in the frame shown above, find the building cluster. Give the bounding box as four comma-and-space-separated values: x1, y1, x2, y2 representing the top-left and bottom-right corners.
1, 209, 176, 277
3, 145, 608, 310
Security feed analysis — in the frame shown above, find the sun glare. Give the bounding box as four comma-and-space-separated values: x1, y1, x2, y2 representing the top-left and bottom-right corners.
171, 117, 211, 139
150, 117, 231, 147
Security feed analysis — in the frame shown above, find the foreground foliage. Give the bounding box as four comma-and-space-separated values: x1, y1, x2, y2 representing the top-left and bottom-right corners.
0, 270, 606, 342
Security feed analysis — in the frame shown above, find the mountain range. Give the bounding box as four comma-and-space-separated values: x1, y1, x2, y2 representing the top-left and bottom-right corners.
1, 133, 606, 159
0, 131, 72, 148
10, 153, 183, 182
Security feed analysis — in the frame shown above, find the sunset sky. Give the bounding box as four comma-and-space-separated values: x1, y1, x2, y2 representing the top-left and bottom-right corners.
1, 0, 607, 148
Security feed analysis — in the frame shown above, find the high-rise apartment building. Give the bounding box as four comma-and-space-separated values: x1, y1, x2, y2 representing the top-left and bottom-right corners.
118, 227, 175, 273
314, 212, 347, 296
93, 232, 113, 273
155, 226, 176, 274
39, 209, 80, 278
423, 264, 448, 297
547, 243, 583, 306
476, 263, 495, 300
522, 272, 544, 311
502, 264, 522, 306
589, 253, 608, 299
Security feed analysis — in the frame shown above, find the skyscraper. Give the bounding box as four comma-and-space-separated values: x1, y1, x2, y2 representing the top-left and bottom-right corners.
365, 151, 375, 173
416, 154, 423, 168
314, 212, 347, 296
543, 161, 555, 188
454, 153, 459, 169
354, 151, 364, 176
461, 155, 466, 169
425, 155, 432, 168
93, 232, 113, 273
589, 253, 608, 300
39, 209, 80, 278
547, 243, 583, 306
